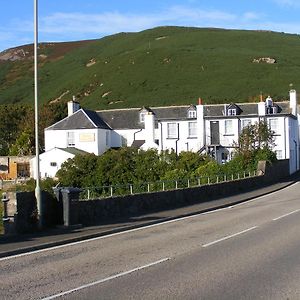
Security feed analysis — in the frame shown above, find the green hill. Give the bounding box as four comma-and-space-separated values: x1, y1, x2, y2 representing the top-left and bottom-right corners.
1, 26, 300, 109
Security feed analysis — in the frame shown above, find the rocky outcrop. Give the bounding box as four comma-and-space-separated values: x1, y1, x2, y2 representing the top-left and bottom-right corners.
0, 48, 30, 61
253, 57, 276, 64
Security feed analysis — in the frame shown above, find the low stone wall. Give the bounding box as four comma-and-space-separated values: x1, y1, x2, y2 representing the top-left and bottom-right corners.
75, 160, 291, 226
1, 159, 292, 234
3, 191, 62, 234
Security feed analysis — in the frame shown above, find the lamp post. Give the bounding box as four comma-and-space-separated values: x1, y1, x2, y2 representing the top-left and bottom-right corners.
34, 0, 42, 228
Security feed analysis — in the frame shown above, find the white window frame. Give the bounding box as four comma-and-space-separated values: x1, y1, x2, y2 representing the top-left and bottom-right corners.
268, 118, 278, 133
188, 122, 197, 137
224, 120, 233, 135
227, 108, 237, 116
139, 112, 146, 123
275, 150, 283, 159
188, 110, 197, 119
67, 131, 75, 147
241, 119, 251, 130
167, 123, 178, 139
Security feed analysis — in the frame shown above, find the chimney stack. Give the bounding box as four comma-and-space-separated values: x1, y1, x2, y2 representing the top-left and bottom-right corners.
289, 89, 297, 115
67, 96, 80, 116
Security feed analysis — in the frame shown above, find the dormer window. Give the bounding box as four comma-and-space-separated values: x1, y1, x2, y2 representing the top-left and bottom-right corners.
140, 112, 146, 123
188, 110, 197, 118
139, 107, 152, 123
227, 108, 237, 116
226, 103, 241, 116
266, 105, 278, 115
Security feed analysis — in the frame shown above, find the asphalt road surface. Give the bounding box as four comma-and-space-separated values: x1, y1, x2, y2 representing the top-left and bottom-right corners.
1, 182, 300, 300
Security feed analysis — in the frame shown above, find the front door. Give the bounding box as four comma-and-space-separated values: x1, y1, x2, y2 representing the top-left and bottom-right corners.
210, 121, 220, 144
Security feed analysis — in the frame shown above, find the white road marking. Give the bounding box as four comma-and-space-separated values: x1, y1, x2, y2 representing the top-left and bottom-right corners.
202, 226, 258, 248
41, 257, 170, 300
272, 209, 300, 221
0, 182, 297, 261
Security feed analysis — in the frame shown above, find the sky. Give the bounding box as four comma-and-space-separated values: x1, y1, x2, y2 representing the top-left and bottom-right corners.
1, 0, 300, 52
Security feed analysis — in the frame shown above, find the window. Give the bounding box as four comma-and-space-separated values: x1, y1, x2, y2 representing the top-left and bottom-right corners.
50, 162, 57, 167
188, 122, 197, 137
275, 150, 283, 159
167, 123, 178, 138
227, 108, 236, 116
266, 106, 278, 114
188, 110, 197, 118
67, 132, 75, 147
269, 118, 278, 133
241, 119, 251, 130
140, 112, 146, 123
224, 120, 233, 135
106, 131, 110, 146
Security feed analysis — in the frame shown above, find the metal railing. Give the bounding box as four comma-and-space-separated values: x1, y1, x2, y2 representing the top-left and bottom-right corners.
79, 170, 257, 200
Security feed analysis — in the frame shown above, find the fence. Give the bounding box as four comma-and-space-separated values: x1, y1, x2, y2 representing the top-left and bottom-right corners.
79, 170, 257, 200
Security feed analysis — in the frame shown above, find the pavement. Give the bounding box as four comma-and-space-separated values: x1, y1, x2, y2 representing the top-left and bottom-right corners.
0, 174, 299, 258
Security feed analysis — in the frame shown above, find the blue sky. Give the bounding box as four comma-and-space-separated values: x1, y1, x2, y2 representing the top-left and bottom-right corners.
1, 0, 300, 52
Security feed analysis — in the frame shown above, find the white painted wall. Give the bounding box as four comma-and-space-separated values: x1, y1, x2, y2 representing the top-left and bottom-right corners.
31, 148, 75, 179
114, 129, 147, 147
45, 128, 106, 155
160, 120, 199, 154
204, 118, 239, 147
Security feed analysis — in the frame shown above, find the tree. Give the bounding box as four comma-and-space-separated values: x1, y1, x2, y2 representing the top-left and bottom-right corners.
56, 154, 98, 187
233, 120, 277, 170
237, 121, 275, 154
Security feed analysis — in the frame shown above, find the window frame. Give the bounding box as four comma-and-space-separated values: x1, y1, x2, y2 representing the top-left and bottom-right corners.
139, 112, 146, 123
275, 150, 283, 159
224, 120, 233, 135
241, 119, 251, 130
188, 121, 197, 138
67, 131, 75, 147
268, 118, 279, 134
167, 122, 178, 139
188, 110, 197, 119
227, 108, 237, 116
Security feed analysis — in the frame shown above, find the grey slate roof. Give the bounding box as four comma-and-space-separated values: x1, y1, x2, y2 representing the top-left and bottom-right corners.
58, 147, 89, 155
47, 101, 293, 131
97, 106, 191, 129
204, 101, 291, 117
46, 109, 110, 130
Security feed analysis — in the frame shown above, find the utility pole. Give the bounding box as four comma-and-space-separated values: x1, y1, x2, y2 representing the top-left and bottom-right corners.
34, 0, 42, 229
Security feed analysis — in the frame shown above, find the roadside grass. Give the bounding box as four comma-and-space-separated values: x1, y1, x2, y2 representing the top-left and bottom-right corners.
1, 27, 300, 109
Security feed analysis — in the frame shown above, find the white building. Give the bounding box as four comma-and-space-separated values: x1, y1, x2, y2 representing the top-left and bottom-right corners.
34, 90, 300, 178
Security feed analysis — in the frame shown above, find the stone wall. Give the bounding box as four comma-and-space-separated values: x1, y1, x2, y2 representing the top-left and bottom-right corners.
75, 160, 291, 226
1, 159, 291, 234
3, 191, 62, 234
75, 176, 258, 225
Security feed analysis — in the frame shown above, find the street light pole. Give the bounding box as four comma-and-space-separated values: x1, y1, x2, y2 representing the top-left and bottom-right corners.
34, 0, 42, 229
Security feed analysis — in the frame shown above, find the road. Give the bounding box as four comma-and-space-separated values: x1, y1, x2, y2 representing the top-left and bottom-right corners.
1, 182, 300, 299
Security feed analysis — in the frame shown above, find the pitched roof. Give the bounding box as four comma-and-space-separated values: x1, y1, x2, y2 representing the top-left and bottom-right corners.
58, 147, 89, 156
47, 101, 293, 131
46, 109, 110, 130
204, 101, 291, 117
97, 105, 191, 129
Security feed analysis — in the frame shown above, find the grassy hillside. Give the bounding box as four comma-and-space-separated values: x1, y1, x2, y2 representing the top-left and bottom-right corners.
1, 26, 300, 109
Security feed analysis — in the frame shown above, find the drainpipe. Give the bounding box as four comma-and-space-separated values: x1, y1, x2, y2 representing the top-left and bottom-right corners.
133, 128, 142, 144
159, 122, 163, 151
175, 123, 180, 155
284, 117, 287, 159
294, 140, 297, 171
